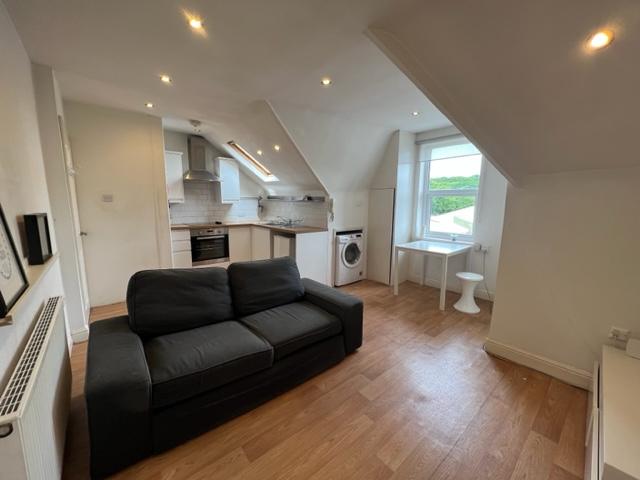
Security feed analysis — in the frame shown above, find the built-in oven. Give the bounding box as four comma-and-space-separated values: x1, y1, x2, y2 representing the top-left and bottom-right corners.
190, 227, 229, 266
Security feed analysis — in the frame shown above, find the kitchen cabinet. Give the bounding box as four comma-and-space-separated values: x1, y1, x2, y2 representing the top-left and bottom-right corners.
172, 251, 193, 268
165, 151, 185, 204
171, 229, 192, 268
217, 157, 240, 203
229, 227, 252, 262
273, 233, 294, 258
296, 232, 329, 284
251, 226, 271, 260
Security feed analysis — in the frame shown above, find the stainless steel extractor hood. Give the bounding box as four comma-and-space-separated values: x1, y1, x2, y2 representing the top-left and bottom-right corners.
184, 135, 220, 182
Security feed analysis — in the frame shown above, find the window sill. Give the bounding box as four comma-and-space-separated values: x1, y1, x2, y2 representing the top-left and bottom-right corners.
421, 236, 474, 245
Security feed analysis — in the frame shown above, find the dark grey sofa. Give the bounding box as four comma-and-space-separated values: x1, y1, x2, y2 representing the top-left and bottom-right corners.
84, 257, 363, 478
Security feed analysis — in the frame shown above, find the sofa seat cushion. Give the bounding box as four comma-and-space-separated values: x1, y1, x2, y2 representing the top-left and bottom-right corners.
144, 321, 273, 408
240, 301, 342, 360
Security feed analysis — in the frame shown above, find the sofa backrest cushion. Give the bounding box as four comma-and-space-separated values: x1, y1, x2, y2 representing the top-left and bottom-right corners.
127, 268, 234, 337
227, 257, 305, 316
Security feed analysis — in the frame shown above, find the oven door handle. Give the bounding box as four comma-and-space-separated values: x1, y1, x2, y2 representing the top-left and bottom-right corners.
194, 235, 226, 240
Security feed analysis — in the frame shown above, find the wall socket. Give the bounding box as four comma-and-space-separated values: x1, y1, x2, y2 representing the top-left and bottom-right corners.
608, 326, 631, 343
473, 243, 489, 253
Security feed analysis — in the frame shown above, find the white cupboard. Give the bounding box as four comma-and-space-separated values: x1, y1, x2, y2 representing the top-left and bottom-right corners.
171, 229, 192, 268
217, 157, 240, 204
165, 151, 185, 204
251, 226, 271, 260
367, 188, 395, 285
596, 346, 640, 480
229, 227, 252, 262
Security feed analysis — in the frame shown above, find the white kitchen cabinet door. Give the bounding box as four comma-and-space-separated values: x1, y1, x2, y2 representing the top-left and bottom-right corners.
296, 232, 329, 284
172, 250, 192, 268
218, 157, 240, 203
165, 151, 185, 204
367, 188, 395, 285
229, 227, 252, 263
273, 234, 294, 258
251, 227, 271, 260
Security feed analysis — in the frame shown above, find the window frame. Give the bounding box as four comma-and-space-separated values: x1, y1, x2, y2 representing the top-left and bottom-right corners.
415, 137, 485, 242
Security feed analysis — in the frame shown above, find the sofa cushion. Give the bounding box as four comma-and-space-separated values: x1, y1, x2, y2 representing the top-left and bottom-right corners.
240, 301, 342, 360
144, 321, 273, 408
227, 257, 305, 316
127, 268, 234, 337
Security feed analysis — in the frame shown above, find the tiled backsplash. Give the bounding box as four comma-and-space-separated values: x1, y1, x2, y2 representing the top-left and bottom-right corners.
169, 182, 329, 227
262, 199, 328, 228
169, 182, 259, 224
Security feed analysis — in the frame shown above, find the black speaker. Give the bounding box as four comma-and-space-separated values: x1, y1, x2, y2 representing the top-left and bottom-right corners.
24, 213, 52, 265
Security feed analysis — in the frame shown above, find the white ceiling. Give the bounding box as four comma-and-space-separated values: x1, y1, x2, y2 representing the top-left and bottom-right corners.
368, 0, 640, 184
5, 0, 450, 193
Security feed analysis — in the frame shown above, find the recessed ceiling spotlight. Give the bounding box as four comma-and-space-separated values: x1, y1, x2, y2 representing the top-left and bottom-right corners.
412, 111, 420, 116
273, 144, 281, 151
145, 102, 154, 109
160, 74, 172, 84
257, 149, 263, 156
189, 17, 203, 30
321, 77, 332, 86
588, 30, 614, 50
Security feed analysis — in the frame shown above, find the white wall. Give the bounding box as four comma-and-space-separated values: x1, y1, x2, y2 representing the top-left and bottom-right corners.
262, 199, 328, 229
270, 102, 390, 193
168, 183, 260, 224
367, 130, 418, 284
489, 167, 640, 373
163, 129, 191, 173
370, 132, 398, 190
0, 4, 64, 387
394, 131, 417, 283
64, 101, 172, 306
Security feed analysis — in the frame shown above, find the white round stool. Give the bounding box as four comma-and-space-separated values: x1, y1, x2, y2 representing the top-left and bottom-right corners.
454, 272, 484, 314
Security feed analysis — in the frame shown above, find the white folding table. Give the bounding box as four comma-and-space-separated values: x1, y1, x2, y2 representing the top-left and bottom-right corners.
393, 240, 472, 310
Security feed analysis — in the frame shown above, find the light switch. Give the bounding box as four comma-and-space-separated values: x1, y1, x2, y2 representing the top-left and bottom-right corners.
101, 194, 114, 203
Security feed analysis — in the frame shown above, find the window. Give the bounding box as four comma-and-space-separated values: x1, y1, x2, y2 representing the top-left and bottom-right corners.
226, 141, 278, 182
417, 137, 483, 241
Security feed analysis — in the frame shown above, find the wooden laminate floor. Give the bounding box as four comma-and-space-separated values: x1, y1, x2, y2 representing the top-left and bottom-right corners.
62, 280, 587, 480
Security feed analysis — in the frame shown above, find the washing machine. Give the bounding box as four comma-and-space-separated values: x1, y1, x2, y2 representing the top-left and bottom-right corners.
334, 230, 364, 286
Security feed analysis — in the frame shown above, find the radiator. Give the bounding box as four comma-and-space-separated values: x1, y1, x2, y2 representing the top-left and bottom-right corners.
0, 297, 71, 480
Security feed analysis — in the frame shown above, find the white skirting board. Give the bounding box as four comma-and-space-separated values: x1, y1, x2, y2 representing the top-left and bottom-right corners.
71, 325, 89, 343
484, 338, 592, 390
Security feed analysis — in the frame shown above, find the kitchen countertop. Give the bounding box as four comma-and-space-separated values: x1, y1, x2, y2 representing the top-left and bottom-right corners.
170, 222, 327, 234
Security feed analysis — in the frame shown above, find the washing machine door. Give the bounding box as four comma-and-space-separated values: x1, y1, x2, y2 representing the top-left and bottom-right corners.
341, 240, 362, 269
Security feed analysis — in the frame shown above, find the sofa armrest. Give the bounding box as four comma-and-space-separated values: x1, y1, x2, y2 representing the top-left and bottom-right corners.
85, 316, 152, 478
302, 278, 363, 354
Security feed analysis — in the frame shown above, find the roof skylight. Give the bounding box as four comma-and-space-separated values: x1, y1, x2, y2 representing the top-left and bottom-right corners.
227, 141, 278, 182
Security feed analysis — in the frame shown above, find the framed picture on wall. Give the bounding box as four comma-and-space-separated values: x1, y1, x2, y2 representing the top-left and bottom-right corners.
0, 204, 29, 318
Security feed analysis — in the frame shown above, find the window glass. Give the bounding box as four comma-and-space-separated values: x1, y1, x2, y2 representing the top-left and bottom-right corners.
419, 138, 482, 240
428, 154, 482, 191
429, 196, 476, 236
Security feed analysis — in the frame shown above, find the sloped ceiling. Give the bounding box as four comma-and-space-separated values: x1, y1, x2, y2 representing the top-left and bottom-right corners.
5, 0, 450, 196
163, 101, 325, 194
368, 0, 640, 185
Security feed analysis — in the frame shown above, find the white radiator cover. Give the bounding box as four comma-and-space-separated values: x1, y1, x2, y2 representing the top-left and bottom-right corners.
0, 297, 70, 480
